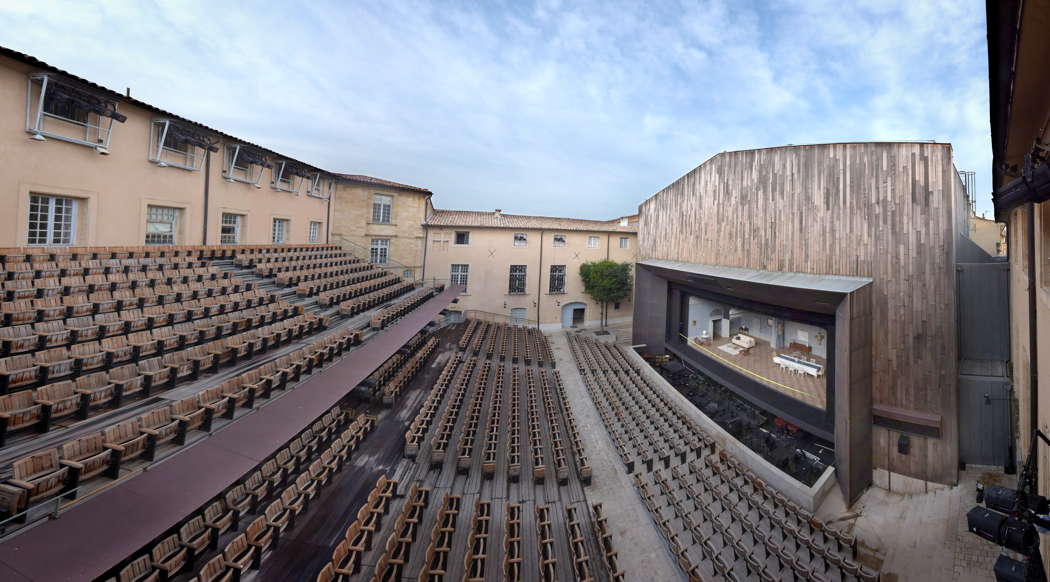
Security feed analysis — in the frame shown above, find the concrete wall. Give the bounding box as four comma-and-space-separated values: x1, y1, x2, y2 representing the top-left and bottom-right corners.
0, 56, 331, 247
330, 181, 429, 278
423, 226, 636, 326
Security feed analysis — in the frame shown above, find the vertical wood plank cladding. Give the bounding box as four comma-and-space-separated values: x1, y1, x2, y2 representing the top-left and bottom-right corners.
639, 143, 960, 483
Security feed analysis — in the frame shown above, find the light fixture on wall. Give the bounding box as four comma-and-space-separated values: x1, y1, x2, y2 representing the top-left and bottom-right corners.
30, 133, 46, 142
503, 302, 507, 309
157, 161, 168, 168
95, 146, 110, 155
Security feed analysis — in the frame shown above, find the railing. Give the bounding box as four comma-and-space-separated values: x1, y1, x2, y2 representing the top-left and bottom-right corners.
461, 309, 539, 328
332, 234, 419, 282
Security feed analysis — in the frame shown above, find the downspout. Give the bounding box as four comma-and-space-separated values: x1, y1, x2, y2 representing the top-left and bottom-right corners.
605, 233, 611, 326
536, 230, 544, 329
1028, 202, 1039, 437
202, 147, 212, 244
422, 224, 430, 284
326, 185, 333, 244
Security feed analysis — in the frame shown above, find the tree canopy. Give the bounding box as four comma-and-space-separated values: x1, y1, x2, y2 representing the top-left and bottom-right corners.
579, 260, 632, 327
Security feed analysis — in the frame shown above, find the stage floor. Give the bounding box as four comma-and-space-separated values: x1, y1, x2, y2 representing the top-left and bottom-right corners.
684, 336, 827, 410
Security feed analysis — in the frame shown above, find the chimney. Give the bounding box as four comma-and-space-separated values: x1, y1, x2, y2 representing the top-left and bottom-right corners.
619, 217, 628, 226
494, 209, 502, 217
126, 87, 131, 98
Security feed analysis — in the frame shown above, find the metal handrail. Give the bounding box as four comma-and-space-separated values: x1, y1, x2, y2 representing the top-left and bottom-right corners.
331, 234, 419, 281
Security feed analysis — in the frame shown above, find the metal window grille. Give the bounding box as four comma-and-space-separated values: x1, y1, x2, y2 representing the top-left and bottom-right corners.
220, 213, 241, 245
509, 265, 527, 294
552, 234, 567, 247
145, 206, 179, 245
619, 237, 629, 249
455, 231, 470, 245
588, 236, 599, 248
27, 194, 76, 246
372, 194, 392, 223
370, 239, 390, 264
549, 265, 566, 293
309, 221, 320, 243
451, 264, 469, 290
26, 74, 125, 150
513, 233, 528, 247
272, 218, 289, 243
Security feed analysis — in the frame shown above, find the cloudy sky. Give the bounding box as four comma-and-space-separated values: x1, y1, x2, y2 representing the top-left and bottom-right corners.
1, 0, 992, 218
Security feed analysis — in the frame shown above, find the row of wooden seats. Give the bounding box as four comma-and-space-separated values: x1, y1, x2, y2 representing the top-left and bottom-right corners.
298, 268, 386, 299
590, 503, 626, 582
0, 245, 244, 264
0, 302, 307, 393
254, 254, 361, 277
524, 368, 547, 483
370, 286, 439, 329
0, 313, 342, 451
547, 370, 592, 484
414, 493, 461, 581
380, 337, 438, 406
462, 499, 491, 582
232, 245, 344, 267
457, 319, 481, 351
1, 258, 208, 281
1, 288, 274, 328
503, 503, 523, 582
0, 293, 283, 359
429, 357, 476, 466
534, 368, 570, 484
456, 360, 491, 473
404, 354, 462, 458
506, 366, 522, 481
366, 331, 425, 389
274, 261, 374, 287
526, 326, 555, 368
336, 280, 416, 316
315, 475, 398, 581
112, 406, 372, 582
371, 484, 433, 581
535, 505, 558, 582
564, 505, 594, 582
481, 363, 505, 478
320, 273, 403, 307
1, 269, 239, 302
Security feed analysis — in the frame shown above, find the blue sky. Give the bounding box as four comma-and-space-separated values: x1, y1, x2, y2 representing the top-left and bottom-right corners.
0, 0, 992, 218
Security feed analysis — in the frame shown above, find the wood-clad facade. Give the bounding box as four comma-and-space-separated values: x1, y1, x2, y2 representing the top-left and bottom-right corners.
635, 142, 970, 489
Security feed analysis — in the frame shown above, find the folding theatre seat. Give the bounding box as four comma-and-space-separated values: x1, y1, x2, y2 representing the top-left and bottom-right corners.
35, 381, 84, 428
128, 331, 159, 360
8, 449, 71, 506
246, 515, 276, 554
199, 386, 234, 421
35, 347, 75, 383
204, 499, 236, 538
264, 499, 293, 536
150, 534, 187, 580
193, 554, 234, 582
114, 289, 140, 311
0, 391, 42, 445
220, 377, 254, 411
95, 312, 126, 337
71, 340, 106, 373
3, 279, 35, 301
89, 290, 118, 313
35, 320, 70, 348
104, 419, 149, 476
0, 354, 38, 392
33, 296, 64, 323
172, 397, 211, 434
60, 433, 112, 482
223, 533, 257, 577
151, 326, 182, 352
140, 407, 184, 458
179, 515, 215, 560
2, 299, 35, 327
62, 294, 94, 318
117, 554, 159, 582
65, 316, 100, 344
260, 459, 285, 491
75, 371, 116, 413
101, 336, 134, 367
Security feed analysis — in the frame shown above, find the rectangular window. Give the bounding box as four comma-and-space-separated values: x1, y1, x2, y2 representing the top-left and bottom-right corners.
308, 221, 321, 243
513, 232, 528, 247
455, 231, 470, 245
587, 236, 600, 248
145, 206, 180, 245
149, 119, 212, 171
370, 239, 390, 264
509, 265, 527, 294
224, 144, 267, 185
220, 213, 242, 245
451, 264, 469, 291
552, 234, 567, 247
27, 194, 77, 246
619, 236, 630, 249
26, 74, 125, 150
272, 218, 289, 244
271, 161, 303, 193
372, 194, 393, 223
549, 265, 566, 293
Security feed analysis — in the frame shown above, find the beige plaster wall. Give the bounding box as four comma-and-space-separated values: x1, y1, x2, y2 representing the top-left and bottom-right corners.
969, 216, 1007, 256
330, 182, 428, 278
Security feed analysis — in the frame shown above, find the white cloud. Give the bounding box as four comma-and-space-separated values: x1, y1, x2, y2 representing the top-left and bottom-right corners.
0, 0, 992, 216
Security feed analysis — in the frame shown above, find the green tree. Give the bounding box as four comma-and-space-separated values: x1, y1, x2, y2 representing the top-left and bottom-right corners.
578, 260, 633, 329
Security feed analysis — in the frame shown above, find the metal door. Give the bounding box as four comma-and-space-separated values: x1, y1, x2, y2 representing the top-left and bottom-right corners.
959, 375, 1012, 467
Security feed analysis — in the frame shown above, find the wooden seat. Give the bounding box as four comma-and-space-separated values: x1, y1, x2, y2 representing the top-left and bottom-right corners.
35, 381, 83, 425
138, 357, 173, 393
222, 533, 256, 575
150, 534, 187, 579
179, 515, 214, 558
60, 432, 112, 481
34, 347, 74, 383
193, 554, 233, 582
70, 340, 106, 372
34, 320, 70, 348
0, 391, 41, 444
109, 364, 145, 406
118, 554, 160, 582
204, 499, 236, 537
9, 449, 70, 505
0, 325, 38, 356
0, 353, 38, 392
172, 396, 210, 433
75, 371, 116, 412
245, 515, 275, 553
264, 499, 291, 534
104, 418, 149, 469
140, 407, 183, 455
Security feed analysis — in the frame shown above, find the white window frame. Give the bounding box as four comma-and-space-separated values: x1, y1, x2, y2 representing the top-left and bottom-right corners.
25, 73, 122, 151
370, 239, 390, 264
454, 231, 470, 245
513, 232, 528, 247
271, 161, 303, 193
220, 213, 242, 245
272, 218, 289, 244
587, 236, 600, 248
372, 194, 393, 224
509, 265, 527, 294
451, 264, 469, 291
307, 174, 331, 198
145, 205, 180, 245
552, 234, 567, 247
27, 194, 77, 246
308, 221, 321, 243
224, 144, 267, 185
619, 236, 630, 249
148, 119, 208, 171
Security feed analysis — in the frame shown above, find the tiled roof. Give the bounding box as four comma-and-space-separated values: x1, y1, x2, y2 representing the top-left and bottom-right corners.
335, 174, 432, 194
427, 209, 638, 233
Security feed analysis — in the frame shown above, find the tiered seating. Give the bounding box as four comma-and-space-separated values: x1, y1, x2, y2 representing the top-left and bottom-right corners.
564, 504, 595, 582
547, 370, 591, 483
457, 319, 481, 352
502, 503, 523, 581
536, 369, 570, 484
370, 286, 440, 329
416, 493, 460, 580
371, 484, 431, 581
456, 320, 555, 367
1, 327, 361, 513
462, 500, 491, 582
456, 360, 490, 473
535, 505, 558, 582
0, 245, 248, 264
318, 475, 398, 580
114, 406, 376, 582
316, 273, 400, 307
524, 368, 546, 483
231, 245, 343, 267
506, 366, 522, 481
567, 334, 880, 582
404, 354, 462, 458
379, 337, 437, 405
336, 280, 416, 316
481, 363, 505, 478
590, 503, 626, 582
428, 358, 476, 466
